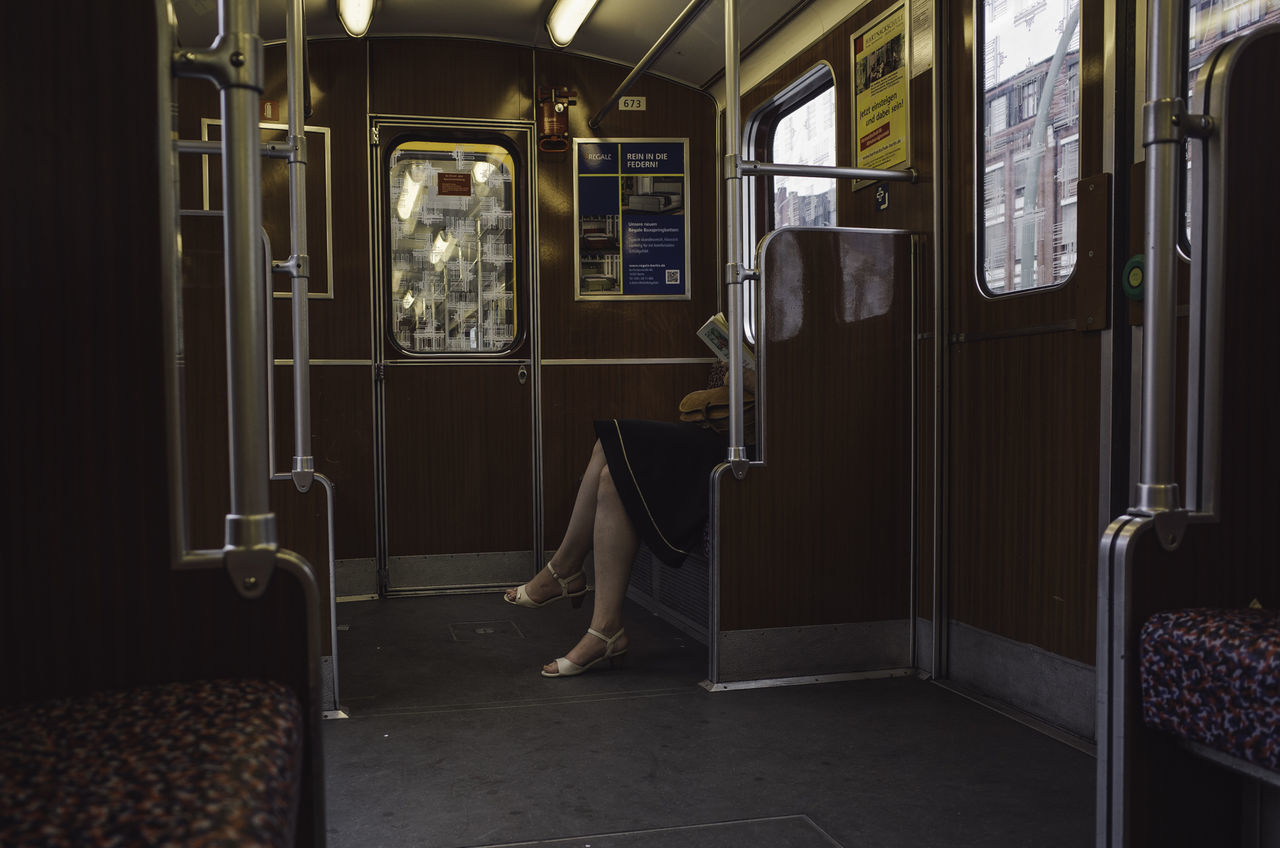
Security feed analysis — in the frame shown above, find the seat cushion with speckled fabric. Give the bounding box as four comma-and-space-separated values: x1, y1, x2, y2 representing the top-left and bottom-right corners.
0, 678, 302, 847
1141, 608, 1280, 770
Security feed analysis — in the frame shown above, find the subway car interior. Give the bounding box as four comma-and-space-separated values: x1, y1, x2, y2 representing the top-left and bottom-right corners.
4, 0, 1280, 845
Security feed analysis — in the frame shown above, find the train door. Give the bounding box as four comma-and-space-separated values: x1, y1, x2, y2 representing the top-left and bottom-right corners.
370, 118, 538, 594
938, 0, 1117, 735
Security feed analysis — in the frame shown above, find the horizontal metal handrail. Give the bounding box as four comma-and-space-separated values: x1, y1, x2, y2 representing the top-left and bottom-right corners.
741, 160, 917, 183
177, 137, 293, 159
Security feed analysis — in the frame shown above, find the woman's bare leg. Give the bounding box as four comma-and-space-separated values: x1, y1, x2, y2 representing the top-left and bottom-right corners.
543, 461, 635, 672
504, 440, 605, 604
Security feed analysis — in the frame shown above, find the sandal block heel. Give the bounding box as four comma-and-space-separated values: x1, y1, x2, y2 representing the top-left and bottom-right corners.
504, 562, 590, 609
542, 628, 627, 678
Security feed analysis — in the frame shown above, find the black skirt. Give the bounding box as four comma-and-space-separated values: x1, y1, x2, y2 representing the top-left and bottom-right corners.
594, 419, 727, 567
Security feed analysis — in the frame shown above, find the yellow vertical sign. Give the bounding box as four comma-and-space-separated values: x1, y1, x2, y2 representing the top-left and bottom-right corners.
852, 3, 910, 172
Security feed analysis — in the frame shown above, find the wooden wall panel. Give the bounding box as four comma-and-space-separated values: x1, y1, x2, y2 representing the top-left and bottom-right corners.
718, 229, 915, 631
272, 364, 377, 562
540, 363, 715, 551
738, 0, 938, 627
266, 39, 374, 362
382, 364, 534, 555
7, 27, 327, 838
183, 41, 373, 362
940, 0, 1109, 665
3, 2, 174, 703
534, 50, 720, 360
179, 214, 234, 551
370, 39, 533, 120
948, 330, 1101, 663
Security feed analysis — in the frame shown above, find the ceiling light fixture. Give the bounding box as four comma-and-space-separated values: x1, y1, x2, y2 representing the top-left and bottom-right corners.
336, 0, 378, 38
547, 0, 601, 48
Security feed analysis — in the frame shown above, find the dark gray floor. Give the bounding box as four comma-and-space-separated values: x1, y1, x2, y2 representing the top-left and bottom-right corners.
323, 594, 1094, 847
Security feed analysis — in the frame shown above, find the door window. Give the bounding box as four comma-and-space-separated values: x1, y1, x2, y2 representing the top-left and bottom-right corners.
977, 0, 1080, 294
387, 140, 518, 353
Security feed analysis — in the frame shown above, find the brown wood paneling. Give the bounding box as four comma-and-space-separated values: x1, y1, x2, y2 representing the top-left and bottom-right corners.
535, 50, 719, 360
4, 1, 174, 703
942, 0, 1108, 663
948, 330, 1101, 662
187, 40, 373, 362
7, 21, 326, 837
370, 39, 533, 120
718, 229, 915, 630
539, 363, 715, 554
179, 214, 234, 550
737, 3, 938, 628
271, 363, 378, 562
266, 38, 374, 362
383, 364, 534, 555
179, 217, 375, 575
915, 335, 935, 621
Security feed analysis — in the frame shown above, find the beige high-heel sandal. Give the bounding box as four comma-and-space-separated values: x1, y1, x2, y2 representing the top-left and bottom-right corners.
541, 627, 627, 678
504, 563, 589, 609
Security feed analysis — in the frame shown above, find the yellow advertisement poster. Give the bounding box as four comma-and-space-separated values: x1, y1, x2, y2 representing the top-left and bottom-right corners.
852, 3, 910, 172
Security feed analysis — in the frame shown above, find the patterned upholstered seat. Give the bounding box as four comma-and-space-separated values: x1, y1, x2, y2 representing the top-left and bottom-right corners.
1140, 608, 1280, 770
0, 678, 303, 848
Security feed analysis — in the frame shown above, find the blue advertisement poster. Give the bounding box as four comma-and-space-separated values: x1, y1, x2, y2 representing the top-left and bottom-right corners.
573, 138, 689, 300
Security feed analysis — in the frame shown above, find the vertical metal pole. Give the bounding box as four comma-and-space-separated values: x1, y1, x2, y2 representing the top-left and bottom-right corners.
931, 3, 951, 680
1135, 0, 1182, 514
286, 0, 315, 492
219, 0, 275, 541
724, 0, 748, 477
213, 0, 279, 573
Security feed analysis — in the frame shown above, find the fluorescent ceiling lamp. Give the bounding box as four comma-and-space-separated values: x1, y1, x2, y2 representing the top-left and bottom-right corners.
337, 0, 377, 37
396, 163, 427, 221
547, 0, 601, 47
430, 231, 457, 268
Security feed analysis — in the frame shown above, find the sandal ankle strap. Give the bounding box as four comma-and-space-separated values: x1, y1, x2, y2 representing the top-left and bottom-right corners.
547, 562, 584, 588
586, 627, 624, 647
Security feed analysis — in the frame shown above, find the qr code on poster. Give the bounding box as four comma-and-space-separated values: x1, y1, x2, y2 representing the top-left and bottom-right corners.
665, 269, 680, 284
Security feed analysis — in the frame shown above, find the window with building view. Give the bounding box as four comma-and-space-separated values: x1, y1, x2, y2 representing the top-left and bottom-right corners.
978, 0, 1080, 294
769, 74, 838, 229
743, 65, 838, 343
1184, 1, 1280, 244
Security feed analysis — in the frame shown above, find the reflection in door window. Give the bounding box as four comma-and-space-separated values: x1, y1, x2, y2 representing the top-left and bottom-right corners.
978, 0, 1080, 294
387, 141, 518, 353
1184, 1, 1280, 244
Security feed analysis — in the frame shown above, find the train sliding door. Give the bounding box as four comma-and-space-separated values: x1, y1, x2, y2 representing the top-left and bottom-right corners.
939, 0, 1113, 737
372, 118, 537, 593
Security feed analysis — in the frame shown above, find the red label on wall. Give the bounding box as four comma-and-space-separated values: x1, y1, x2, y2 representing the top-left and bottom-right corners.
437, 172, 473, 196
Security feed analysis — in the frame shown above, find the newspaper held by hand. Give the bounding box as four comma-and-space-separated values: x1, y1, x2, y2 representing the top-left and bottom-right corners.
697, 313, 756, 370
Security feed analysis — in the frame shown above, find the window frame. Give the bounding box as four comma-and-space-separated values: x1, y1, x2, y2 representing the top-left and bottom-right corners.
743, 62, 838, 243
381, 131, 526, 357
742, 62, 838, 343
973, 0, 1083, 298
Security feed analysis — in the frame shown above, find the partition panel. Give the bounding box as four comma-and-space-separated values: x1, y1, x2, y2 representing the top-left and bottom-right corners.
713, 227, 915, 681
